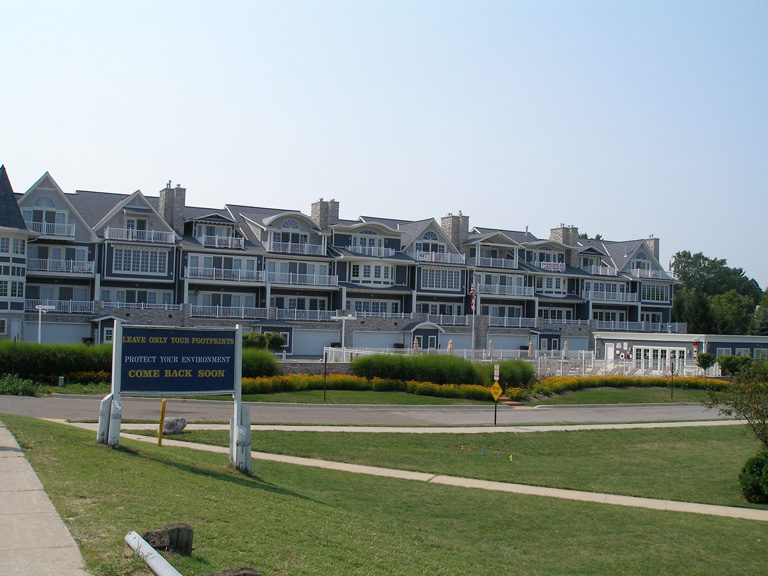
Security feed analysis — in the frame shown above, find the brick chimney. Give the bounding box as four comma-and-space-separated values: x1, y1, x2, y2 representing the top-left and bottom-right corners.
645, 235, 660, 260
159, 181, 186, 235
550, 224, 579, 246
311, 198, 340, 230
441, 211, 470, 248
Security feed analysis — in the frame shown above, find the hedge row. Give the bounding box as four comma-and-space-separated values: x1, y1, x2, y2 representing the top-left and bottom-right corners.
242, 374, 494, 401
532, 375, 729, 396
350, 354, 536, 388
0, 374, 39, 396
0, 342, 280, 381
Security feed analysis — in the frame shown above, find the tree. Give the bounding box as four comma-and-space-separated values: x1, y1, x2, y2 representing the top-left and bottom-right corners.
709, 290, 755, 335
708, 360, 768, 503
751, 291, 768, 335
696, 352, 716, 375
671, 251, 763, 334
717, 355, 753, 377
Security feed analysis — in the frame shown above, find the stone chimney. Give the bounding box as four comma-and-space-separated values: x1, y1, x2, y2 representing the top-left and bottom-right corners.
441, 211, 470, 248
550, 224, 579, 246
311, 198, 340, 230
159, 181, 186, 235
645, 235, 660, 260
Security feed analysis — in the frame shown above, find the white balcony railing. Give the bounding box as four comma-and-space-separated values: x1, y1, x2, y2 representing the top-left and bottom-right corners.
196, 235, 244, 249
477, 284, 535, 297
426, 314, 469, 326
468, 256, 518, 269
346, 245, 396, 258
489, 316, 538, 328
582, 290, 638, 302
185, 267, 264, 282
583, 265, 617, 276
275, 309, 334, 321
102, 301, 182, 311
416, 251, 465, 264
267, 241, 326, 256
27, 259, 95, 274
629, 268, 674, 280
353, 311, 413, 319
24, 221, 76, 237
267, 272, 338, 286
105, 227, 176, 244
594, 320, 684, 333
190, 305, 268, 319
25, 299, 94, 314
540, 318, 591, 326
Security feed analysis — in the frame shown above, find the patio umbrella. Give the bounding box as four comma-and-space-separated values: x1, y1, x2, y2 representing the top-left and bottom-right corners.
412, 337, 420, 353
561, 340, 569, 359
446, 339, 454, 356
528, 338, 534, 359
487, 338, 494, 359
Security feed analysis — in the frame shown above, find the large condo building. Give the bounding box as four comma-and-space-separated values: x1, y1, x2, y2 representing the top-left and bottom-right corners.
0, 166, 680, 355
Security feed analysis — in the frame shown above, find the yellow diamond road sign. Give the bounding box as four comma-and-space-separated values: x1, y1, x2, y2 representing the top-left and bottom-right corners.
490, 382, 503, 401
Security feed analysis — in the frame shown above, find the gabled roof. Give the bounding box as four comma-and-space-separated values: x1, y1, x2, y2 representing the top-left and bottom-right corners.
0, 165, 30, 232
67, 190, 134, 227
19, 172, 99, 242
91, 190, 176, 236
464, 230, 522, 247
184, 206, 236, 223
472, 226, 539, 244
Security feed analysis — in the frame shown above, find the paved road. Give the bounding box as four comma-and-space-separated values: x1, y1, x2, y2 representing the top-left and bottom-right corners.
0, 394, 729, 426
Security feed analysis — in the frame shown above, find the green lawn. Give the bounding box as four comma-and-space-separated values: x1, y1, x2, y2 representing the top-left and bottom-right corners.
3, 414, 767, 576
529, 387, 709, 405
157, 425, 763, 508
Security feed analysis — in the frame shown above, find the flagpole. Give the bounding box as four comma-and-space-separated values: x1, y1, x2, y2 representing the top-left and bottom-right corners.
470, 273, 476, 359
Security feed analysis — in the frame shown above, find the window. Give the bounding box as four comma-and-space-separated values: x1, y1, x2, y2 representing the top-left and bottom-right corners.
113, 247, 168, 275
0, 238, 8, 253
349, 263, 394, 285
420, 267, 461, 290
0, 318, 6, 335
735, 348, 752, 357
641, 283, 669, 302
755, 348, 768, 360
104, 328, 113, 343
12, 239, 25, 255
716, 347, 731, 357
10, 281, 24, 298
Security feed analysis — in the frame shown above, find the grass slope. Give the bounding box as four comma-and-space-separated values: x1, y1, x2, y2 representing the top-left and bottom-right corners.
3, 415, 767, 576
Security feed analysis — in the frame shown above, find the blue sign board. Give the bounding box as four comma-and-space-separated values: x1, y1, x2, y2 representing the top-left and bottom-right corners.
120, 326, 237, 395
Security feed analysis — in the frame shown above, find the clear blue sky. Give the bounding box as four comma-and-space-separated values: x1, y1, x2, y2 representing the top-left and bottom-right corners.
3, 1, 766, 287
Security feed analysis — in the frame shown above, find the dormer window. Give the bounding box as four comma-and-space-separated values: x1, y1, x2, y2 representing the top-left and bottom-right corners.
416, 231, 445, 254
126, 217, 147, 232
352, 230, 383, 249
272, 218, 308, 245
632, 251, 650, 271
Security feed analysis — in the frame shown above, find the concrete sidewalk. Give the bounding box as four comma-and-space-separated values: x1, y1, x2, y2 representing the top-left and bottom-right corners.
0, 420, 89, 576
61, 421, 768, 524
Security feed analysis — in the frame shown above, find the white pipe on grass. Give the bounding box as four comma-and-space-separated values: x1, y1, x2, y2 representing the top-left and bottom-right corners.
124, 531, 182, 576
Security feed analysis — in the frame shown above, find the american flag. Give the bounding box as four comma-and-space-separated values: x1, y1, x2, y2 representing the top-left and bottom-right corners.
469, 277, 476, 314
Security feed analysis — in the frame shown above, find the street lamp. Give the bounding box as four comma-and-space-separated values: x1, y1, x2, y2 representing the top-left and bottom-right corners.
35, 304, 56, 344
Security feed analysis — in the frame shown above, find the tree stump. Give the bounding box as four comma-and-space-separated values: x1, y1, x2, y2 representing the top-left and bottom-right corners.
165, 522, 194, 556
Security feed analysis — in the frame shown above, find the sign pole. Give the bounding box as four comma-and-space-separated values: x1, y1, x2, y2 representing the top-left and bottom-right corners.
106, 320, 123, 448
490, 363, 502, 426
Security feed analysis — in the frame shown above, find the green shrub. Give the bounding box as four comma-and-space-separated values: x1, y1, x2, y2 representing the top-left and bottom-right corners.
242, 333, 268, 348
0, 342, 112, 383
241, 348, 281, 377
351, 354, 483, 385
739, 451, 768, 503
718, 355, 753, 377
486, 360, 536, 389
0, 374, 39, 396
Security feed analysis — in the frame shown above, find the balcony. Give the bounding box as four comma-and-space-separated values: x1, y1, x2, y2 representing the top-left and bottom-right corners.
190, 305, 268, 319
346, 245, 396, 258
478, 284, 534, 297
267, 271, 338, 286
25, 299, 94, 314
629, 268, 675, 280
489, 316, 537, 328
468, 256, 518, 269
196, 235, 244, 249
102, 301, 182, 311
416, 251, 465, 264
354, 311, 413, 319
276, 309, 333, 321
583, 265, 617, 276
185, 267, 264, 283
267, 241, 326, 256
594, 320, 684, 333
27, 259, 95, 274
426, 314, 469, 326
24, 221, 76, 237
105, 227, 176, 244
582, 290, 638, 302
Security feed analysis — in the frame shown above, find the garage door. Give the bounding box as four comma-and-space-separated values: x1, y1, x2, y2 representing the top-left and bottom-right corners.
292, 330, 338, 357
26, 321, 91, 344
353, 331, 402, 350
487, 334, 530, 351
